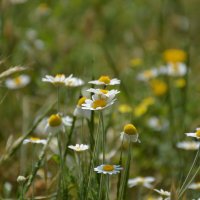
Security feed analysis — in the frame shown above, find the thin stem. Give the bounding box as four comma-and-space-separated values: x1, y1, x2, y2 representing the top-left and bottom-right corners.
31, 144, 36, 199
57, 86, 60, 112
100, 111, 105, 163
178, 145, 200, 197
98, 174, 104, 200
106, 175, 110, 200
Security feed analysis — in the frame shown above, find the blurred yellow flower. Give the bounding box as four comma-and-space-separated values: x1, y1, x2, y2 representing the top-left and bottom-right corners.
142, 97, 155, 107
150, 79, 168, 96
163, 49, 187, 63
130, 58, 143, 68
174, 78, 186, 88
134, 104, 147, 117
118, 104, 132, 113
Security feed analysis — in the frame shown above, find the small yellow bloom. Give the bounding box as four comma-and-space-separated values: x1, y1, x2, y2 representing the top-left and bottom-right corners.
163, 49, 187, 63
130, 58, 143, 68
196, 130, 200, 137
134, 104, 147, 117
150, 79, 168, 96
48, 114, 62, 127
142, 97, 155, 107
77, 96, 87, 106
92, 99, 107, 109
98, 76, 111, 84
174, 78, 186, 88
118, 104, 132, 113
123, 124, 137, 135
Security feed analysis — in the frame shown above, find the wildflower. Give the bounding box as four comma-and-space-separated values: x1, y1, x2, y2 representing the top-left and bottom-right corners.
5, 74, 30, 89
73, 96, 91, 119
163, 49, 187, 63
166, 62, 187, 76
88, 75, 120, 86
137, 69, 158, 81
150, 79, 168, 96
62, 115, 73, 126
142, 97, 155, 106
45, 114, 64, 134
68, 144, 89, 152
17, 176, 27, 184
121, 124, 140, 142
118, 104, 132, 113
42, 74, 67, 86
134, 104, 147, 118
81, 94, 116, 111
86, 88, 120, 98
154, 189, 171, 197
23, 137, 47, 145
174, 78, 186, 88
185, 128, 200, 139
188, 182, 200, 190
176, 141, 200, 150
94, 164, 122, 175
65, 74, 84, 87
128, 176, 155, 189
130, 58, 143, 68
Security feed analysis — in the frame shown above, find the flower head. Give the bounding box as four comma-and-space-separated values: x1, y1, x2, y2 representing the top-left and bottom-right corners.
68, 144, 89, 152
5, 74, 30, 89
166, 62, 187, 77
45, 114, 64, 134
188, 182, 200, 190
118, 104, 132, 113
163, 49, 187, 63
88, 75, 120, 86
42, 74, 67, 86
23, 137, 47, 145
128, 176, 155, 189
121, 124, 140, 142
94, 164, 122, 175
86, 88, 120, 99
82, 94, 116, 111
65, 74, 84, 87
74, 96, 91, 119
150, 79, 168, 96
137, 69, 159, 81
176, 141, 200, 150
185, 128, 200, 139
154, 189, 171, 197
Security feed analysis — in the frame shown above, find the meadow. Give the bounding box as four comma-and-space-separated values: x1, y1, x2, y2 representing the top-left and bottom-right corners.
0, 0, 200, 199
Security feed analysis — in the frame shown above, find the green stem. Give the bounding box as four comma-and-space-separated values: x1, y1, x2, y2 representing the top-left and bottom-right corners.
100, 111, 105, 164
106, 175, 110, 200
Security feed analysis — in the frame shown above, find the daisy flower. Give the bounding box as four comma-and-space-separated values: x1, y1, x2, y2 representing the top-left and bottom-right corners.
128, 176, 155, 189
81, 94, 116, 111
73, 96, 91, 119
62, 115, 73, 126
121, 124, 140, 142
166, 62, 187, 76
23, 137, 47, 145
137, 69, 159, 81
154, 189, 171, 197
188, 182, 200, 190
68, 144, 89, 152
86, 88, 120, 98
176, 141, 200, 150
42, 74, 67, 86
5, 74, 30, 89
45, 114, 65, 134
65, 74, 84, 87
88, 75, 120, 86
94, 164, 122, 175
185, 128, 200, 139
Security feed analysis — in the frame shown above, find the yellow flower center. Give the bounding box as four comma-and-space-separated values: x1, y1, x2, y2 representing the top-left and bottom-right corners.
150, 79, 168, 96
98, 76, 111, 84
123, 124, 137, 135
118, 104, 132, 113
14, 77, 22, 85
48, 114, 62, 127
100, 89, 108, 94
55, 74, 65, 79
30, 137, 40, 141
103, 165, 114, 171
77, 97, 87, 106
163, 49, 186, 63
196, 130, 200, 137
174, 78, 186, 88
92, 99, 107, 109
143, 70, 154, 79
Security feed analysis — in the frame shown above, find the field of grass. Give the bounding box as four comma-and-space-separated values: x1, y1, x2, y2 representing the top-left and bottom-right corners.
1, 0, 200, 199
